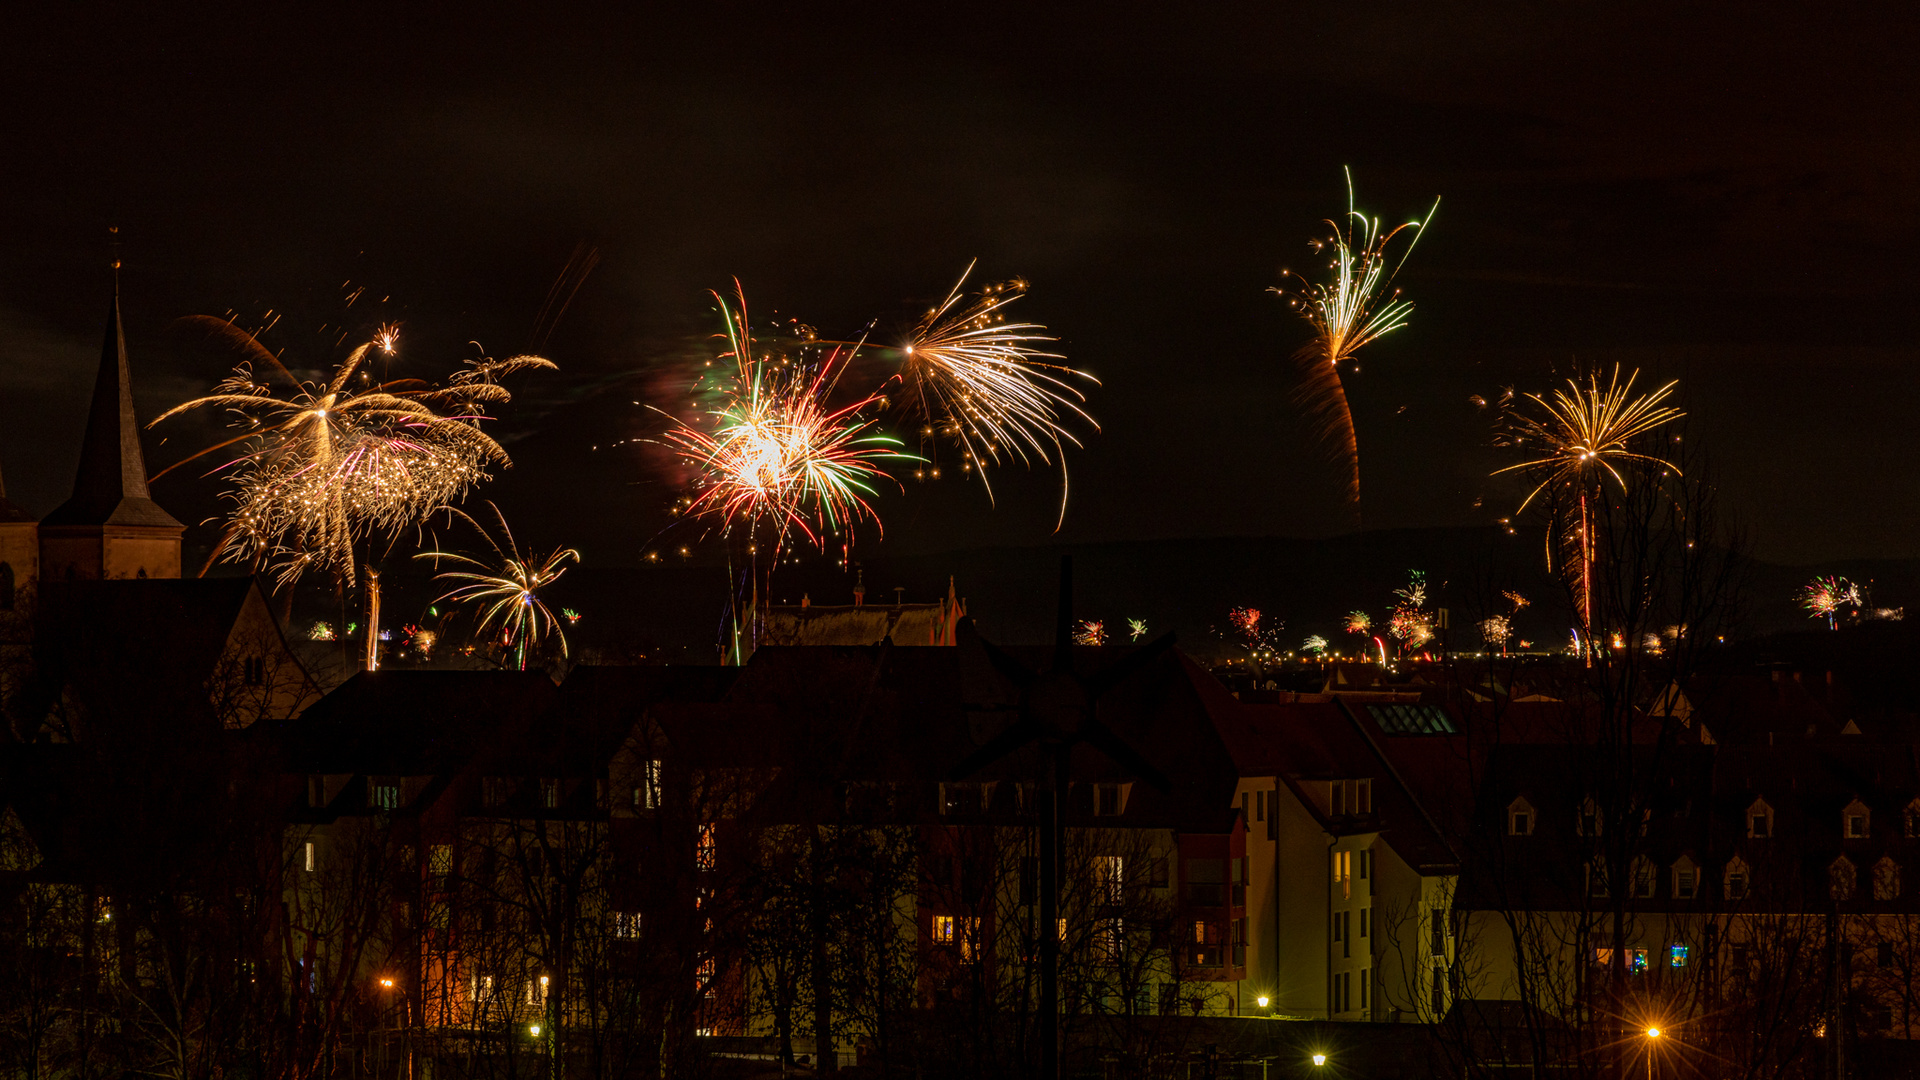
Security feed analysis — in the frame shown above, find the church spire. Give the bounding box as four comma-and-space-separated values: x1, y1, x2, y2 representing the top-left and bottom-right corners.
41, 288, 182, 530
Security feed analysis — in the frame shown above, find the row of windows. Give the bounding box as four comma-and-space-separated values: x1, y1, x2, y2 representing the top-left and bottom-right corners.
1511, 796, 1920, 841
1587, 854, 1907, 901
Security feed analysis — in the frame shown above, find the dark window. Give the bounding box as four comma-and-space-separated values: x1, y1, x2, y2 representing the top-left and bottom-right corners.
1880, 941, 1895, 967
244, 656, 264, 686
0, 562, 13, 610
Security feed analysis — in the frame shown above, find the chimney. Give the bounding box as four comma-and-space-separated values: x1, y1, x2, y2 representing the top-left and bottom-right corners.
801, 594, 810, 609
853, 569, 865, 607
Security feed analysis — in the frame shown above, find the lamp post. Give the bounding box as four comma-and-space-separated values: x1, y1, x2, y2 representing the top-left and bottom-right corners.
1644, 1026, 1661, 1080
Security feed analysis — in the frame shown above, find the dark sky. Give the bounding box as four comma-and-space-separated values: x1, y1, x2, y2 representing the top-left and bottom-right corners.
4, 4, 1917, 568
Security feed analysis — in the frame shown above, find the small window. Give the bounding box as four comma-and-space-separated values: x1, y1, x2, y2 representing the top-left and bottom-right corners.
1096, 855, 1125, 904
1096, 783, 1124, 817
1359, 848, 1370, 881
542, 779, 561, 809
1356, 779, 1373, 814
307, 775, 326, 808
1880, 942, 1896, 967
1747, 799, 1773, 839
1875, 858, 1901, 901
1831, 856, 1857, 901
1725, 858, 1749, 900
1149, 856, 1169, 888
1632, 858, 1655, 899
1578, 798, 1602, 837
1670, 944, 1689, 968
304, 841, 316, 872
369, 778, 400, 810
1508, 798, 1535, 836
1360, 906, 1370, 938
1332, 782, 1346, 817
1256, 789, 1266, 821
1587, 858, 1609, 898
0, 562, 13, 610
696, 823, 717, 871
1673, 864, 1697, 900
1844, 799, 1871, 839
429, 844, 453, 876
609, 911, 642, 939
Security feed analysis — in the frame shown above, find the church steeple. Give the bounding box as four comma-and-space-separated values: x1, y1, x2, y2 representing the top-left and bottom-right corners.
42, 291, 181, 531
38, 282, 183, 581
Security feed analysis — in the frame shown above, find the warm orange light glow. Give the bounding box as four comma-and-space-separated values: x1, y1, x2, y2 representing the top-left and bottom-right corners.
1646, 1027, 1661, 1039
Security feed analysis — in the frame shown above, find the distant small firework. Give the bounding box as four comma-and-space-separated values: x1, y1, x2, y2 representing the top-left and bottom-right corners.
309, 621, 336, 641
1480, 616, 1511, 647
1344, 610, 1373, 635
1270, 170, 1438, 521
1302, 634, 1330, 656
1074, 619, 1107, 646
1127, 618, 1147, 642
563, 608, 583, 625
419, 504, 580, 671
1502, 590, 1530, 613
1388, 570, 1434, 650
1224, 606, 1284, 662
152, 318, 555, 587
1800, 575, 1861, 631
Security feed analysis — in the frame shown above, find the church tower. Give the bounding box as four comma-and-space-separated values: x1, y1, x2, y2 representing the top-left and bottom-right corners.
37, 290, 183, 581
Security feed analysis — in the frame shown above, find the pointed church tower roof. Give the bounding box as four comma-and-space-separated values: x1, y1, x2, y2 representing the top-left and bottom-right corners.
41, 291, 183, 529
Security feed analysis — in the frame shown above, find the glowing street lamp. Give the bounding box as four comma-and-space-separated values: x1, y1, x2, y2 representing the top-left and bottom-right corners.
1311, 1053, 1327, 1067
1643, 1026, 1662, 1080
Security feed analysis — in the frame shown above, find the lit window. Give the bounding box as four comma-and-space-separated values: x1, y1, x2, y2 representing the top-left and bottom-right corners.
696, 823, 717, 871
1670, 944, 1689, 968
1577, 798, 1602, 837
429, 844, 453, 876
542, 779, 561, 809
645, 760, 661, 808
1629, 948, 1649, 974
610, 912, 642, 938
369, 778, 400, 810
1097, 855, 1125, 903
304, 841, 315, 872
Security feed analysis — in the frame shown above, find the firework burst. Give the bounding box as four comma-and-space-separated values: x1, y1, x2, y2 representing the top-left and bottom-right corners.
1800, 575, 1861, 630
418, 504, 580, 671
1388, 571, 1435, 651
1127, 618, 1148, 642
1493, 365, 1683, 632
659, 286, 913, 552
1303, 634, 1330, 656
151, 318, 554, 587
1223, 606, 1285, 664
1074, 619, 1107, 646
1344, 610, 1374, 636
1271, 171, 1438, 520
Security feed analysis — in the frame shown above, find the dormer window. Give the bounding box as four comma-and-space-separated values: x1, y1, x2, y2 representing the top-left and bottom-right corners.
1094, 783, 1130, 817
1875, 857, 1902, 901
1725, 857, 1750, 900
1586, 857, 1609, 898
1672, 859, 1698, 900
1577, 797, 1602, 837
1746, 799, 1773, 839
368, 777, 400, 811
1631, 857, 1656, 898
1831, 855, 1857, 901
542, 779, 562, 809
1507, 798, 1535, 836
1844, 798, 1871, 839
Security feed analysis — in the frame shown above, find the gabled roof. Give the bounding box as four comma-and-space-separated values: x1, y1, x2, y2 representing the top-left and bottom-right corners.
283, 669, 562, 775
40, 293, 182, 530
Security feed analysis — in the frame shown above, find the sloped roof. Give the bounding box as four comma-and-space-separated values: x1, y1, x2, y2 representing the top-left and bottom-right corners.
284, 669, 562, 774
41, 294, 182, 530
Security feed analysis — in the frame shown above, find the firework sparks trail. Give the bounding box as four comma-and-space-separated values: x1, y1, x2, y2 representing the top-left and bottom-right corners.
1074, 619, 1107, 646
658, 285, 915, 553
1302, 634, 1330, 656
1270, 171, 1438, 522
417, 504, 580, 671
1800, 575, 1861, 630
1492, 365, 1684, 636
151, 318, 555, 588
812, 263, 1098, 529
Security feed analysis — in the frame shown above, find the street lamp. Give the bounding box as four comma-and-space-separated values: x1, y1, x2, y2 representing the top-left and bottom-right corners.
1644, 1026, 1662, 1080
1310, 1053, 1327, 1067
1256, 995, 1270, 1009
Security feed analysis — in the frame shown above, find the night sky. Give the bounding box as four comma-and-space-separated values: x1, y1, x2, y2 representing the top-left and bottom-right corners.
4, 5, 1917, 569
